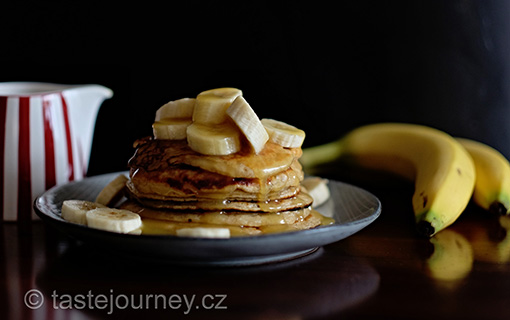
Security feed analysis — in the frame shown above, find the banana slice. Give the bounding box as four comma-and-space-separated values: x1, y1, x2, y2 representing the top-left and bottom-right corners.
95, 174, 129, 206
301, 177, 330, 207
186, 122, 241, 155
176, 227, 231, 238
153, 119, 193, 140
193, 88, 242, 125
61, 200, 107, 225
86, 208, 142, 233
261, 118, 306, 148
226, 96, 269, 154
155, 98, 195, 121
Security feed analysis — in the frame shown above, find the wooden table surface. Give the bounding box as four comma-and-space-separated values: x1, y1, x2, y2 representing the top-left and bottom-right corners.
2, 178, 510, 320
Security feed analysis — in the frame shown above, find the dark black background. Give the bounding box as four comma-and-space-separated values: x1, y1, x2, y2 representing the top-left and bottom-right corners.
2, 1, 509, 175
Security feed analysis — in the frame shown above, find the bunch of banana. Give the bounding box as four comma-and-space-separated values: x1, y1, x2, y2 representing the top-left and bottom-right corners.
301, 123, 477, 237
152, 87, 306, 155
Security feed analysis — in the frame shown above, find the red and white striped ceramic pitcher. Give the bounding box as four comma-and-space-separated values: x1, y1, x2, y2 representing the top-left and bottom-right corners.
0, 82, 113, 221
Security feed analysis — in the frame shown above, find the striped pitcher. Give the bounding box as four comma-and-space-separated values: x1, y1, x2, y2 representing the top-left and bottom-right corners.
0, 82, 112, 221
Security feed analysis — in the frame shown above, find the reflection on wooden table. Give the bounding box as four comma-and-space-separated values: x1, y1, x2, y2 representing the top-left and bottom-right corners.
2, 183, 510, 319
1, 223, 380, 319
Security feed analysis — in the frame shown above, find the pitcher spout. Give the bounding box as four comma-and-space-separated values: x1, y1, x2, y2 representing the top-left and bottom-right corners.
62, 84, 113, 179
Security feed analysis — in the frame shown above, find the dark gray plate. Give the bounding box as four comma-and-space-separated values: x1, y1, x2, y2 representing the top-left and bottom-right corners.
34, 172, 381, 266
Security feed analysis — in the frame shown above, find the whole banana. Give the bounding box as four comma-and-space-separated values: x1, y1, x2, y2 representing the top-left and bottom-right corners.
300, 123, 476, 237
456, 138, 510, 215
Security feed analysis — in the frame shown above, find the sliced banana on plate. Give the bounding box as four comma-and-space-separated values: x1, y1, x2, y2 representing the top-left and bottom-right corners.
176, 227, 231, 238
301, 177, 330, 207
86, 208, 142, 234
61, 200, 107, 225
95, 174, 128, 206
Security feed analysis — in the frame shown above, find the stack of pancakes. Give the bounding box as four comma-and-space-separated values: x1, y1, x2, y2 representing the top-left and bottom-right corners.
121, 137, 322, 236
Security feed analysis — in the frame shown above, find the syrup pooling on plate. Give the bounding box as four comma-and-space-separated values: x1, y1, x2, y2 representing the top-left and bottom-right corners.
138, 209, 334, 237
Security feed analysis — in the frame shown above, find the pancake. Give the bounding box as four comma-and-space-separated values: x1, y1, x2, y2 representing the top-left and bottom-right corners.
128, 138, 307, 208
128, 137, 302, 179
120, 199, 316, 227
124, 127, 322, 236
128, 160, 304, 201
125, 181, 313, 212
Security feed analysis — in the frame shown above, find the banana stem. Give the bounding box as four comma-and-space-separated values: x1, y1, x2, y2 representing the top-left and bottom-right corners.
300, 139, 344, 171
